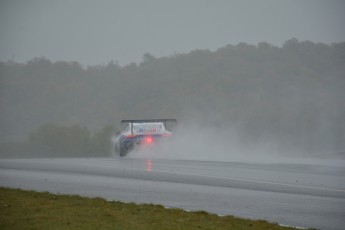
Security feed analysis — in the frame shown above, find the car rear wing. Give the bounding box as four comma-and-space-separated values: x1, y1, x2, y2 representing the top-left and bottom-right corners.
121, 119, 177, 135
121, 119, 177, 124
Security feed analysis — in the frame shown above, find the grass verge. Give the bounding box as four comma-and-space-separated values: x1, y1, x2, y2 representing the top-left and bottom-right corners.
0, 187, 301, 230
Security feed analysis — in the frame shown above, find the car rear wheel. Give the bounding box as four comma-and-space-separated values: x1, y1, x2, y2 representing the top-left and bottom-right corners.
116, 141, 132, 157
119, 146, 128, 157
115, 143, 120, 155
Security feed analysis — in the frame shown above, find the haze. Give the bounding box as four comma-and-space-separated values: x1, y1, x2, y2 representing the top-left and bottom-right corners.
1, 0, 345, 66
0, 0, 344, 160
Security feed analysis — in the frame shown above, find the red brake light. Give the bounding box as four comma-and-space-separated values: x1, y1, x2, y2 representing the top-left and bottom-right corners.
145, 136, 153, 144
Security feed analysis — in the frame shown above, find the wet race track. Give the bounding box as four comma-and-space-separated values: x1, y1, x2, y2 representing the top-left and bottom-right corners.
1, 156, 345, 230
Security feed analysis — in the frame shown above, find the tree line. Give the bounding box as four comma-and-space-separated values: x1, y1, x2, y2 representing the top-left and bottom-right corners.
0, 124, 114, 158
1, 38, 344, 156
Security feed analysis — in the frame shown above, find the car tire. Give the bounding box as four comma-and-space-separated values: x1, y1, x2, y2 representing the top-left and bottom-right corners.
119, 146, 128, 157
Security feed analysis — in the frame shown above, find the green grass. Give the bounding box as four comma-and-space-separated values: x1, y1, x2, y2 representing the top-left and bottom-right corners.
0, 187, 300, 230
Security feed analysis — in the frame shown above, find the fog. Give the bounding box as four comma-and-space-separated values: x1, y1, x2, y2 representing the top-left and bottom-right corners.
1, 40, 344, 160
1, 1, 345, 161
128, 125, 280, 162
124, 120, 344, 166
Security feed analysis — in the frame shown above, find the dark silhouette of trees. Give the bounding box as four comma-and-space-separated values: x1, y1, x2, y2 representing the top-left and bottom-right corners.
1, 39, 344, 156
0, 124, 114, 157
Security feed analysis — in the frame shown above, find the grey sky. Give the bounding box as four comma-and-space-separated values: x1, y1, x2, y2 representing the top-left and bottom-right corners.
1, 0, 344, 66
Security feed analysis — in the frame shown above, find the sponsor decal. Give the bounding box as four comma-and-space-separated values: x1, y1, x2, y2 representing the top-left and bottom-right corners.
138, 128, 158, 133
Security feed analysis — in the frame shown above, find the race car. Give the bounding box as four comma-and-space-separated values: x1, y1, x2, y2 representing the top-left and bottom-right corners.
114, 119, 177, 157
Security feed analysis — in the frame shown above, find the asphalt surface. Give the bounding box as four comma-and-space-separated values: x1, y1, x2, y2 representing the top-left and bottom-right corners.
0, 156, 344, 230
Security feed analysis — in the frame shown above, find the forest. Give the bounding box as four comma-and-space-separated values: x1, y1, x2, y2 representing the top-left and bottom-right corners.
1, 38, 344, 157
